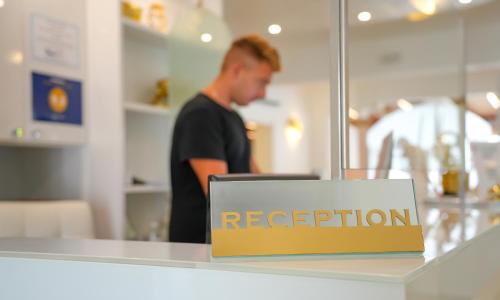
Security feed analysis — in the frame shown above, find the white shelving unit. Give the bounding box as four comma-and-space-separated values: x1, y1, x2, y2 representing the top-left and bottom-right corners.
122, 18, 169, 47
125, 185, 170, 194
87, 0, 225, 240
122, 15, 173, 242
124, 102, 171, 116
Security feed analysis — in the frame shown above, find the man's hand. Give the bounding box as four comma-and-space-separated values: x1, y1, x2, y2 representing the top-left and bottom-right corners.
189, 158, 228, 196
250, 157, 261, 174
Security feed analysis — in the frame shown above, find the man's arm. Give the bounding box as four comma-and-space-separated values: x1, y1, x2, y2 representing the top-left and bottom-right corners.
189, 158, 228, 196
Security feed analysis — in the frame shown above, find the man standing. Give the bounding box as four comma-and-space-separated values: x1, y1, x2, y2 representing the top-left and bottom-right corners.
169, 35, 281, 243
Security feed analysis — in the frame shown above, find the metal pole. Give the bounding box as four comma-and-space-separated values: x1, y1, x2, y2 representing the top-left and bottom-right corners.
458, 17, 467, 242
330, 0, 349, 180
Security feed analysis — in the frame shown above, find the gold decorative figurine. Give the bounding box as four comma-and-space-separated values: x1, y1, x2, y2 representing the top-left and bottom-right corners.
151, 79, 169, 108
148, 2, 168, 33
488, 184, 500, 225
487, 184, 500, 202
122, 1, 142, 22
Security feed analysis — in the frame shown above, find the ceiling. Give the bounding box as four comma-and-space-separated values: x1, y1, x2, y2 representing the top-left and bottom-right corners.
222, 0, 500, 117
224, 0, 329, 38
222, 0, 498, 82
223, 0, 494, 38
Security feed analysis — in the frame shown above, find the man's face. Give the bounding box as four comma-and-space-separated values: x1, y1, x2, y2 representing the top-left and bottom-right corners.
231, 61, 273, 106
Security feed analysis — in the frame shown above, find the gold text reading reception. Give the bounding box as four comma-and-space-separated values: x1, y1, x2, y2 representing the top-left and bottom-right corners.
211, 207, 424, 257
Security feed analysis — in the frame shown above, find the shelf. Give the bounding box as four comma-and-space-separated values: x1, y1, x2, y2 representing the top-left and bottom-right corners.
424, 196, 500, 211
125, 185, 170, 194
122, 18, 168, 48
0, 137, 85, 148
124, 102, 171, 116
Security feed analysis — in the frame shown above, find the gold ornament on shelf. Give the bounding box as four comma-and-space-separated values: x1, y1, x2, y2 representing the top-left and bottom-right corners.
148, 2, 168, 33
488, 184, 500, 225
487, 184, 500, 202
151, 79, 169, 108
122, 0, 142, 22
435, 133, 469, 196
441, 170, 469, 196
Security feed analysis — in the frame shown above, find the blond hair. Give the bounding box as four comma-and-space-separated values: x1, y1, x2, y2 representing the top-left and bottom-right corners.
222, 34, 281, 72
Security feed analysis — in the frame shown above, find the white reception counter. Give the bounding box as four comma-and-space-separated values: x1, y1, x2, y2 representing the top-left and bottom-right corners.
0, 207, 499, 300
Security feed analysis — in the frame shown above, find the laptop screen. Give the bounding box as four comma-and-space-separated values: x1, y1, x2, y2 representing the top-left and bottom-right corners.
209, 173, 319, 182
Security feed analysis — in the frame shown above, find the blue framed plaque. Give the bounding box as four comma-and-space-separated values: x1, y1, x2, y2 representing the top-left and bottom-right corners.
32, 72, 82, 125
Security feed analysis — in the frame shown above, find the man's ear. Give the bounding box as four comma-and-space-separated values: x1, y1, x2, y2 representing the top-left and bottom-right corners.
231, 62, 245, 78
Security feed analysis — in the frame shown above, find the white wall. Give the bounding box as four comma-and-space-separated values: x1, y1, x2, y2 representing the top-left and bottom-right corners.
86, 0, 124, 239
239, 84, 311, 175
299, 81, 332, 178
238, 80, 337, 179
271, 31, 331, 85
0, 0, 86, 200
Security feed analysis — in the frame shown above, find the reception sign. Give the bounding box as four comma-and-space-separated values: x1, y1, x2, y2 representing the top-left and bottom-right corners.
210, 179, 424, 257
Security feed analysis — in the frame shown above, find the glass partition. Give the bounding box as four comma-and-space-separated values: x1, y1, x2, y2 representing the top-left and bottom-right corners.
345, 0, 500, 247
348, 2, 465, 203
465, 0, 500, 207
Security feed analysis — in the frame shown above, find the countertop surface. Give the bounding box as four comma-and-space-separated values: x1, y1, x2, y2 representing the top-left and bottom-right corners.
1, 206, 499, 283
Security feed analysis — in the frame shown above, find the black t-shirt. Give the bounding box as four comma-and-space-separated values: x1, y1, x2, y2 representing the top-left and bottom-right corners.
169, 93, 251, 243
